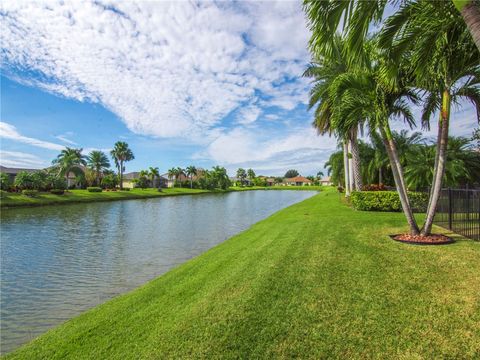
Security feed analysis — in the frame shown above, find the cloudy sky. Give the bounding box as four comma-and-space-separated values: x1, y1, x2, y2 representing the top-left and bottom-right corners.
0, 1, 477, 176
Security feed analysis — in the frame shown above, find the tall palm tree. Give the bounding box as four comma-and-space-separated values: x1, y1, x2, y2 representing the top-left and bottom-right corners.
326, 47, 422, 234
52, 147, 87, 183
304, 35, 364, 193
247, 169, 255, 184
379, 0, 480, 235
148, 167, 159, 188
185, 166, 197, 189
176, 167, 185, 186
110, 142, 134, 190
86, 150, 110, 186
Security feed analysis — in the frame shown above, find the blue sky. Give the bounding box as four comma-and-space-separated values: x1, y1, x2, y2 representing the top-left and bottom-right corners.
0, 1, 477, 176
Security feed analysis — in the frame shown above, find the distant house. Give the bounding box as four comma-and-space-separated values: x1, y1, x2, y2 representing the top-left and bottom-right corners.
319, 176, 333, 186
283, 176, 313, 186
123, 172, 167, 188
0, 166, 38, 182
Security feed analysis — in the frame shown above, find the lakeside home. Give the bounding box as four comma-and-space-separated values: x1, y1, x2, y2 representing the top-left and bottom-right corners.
122, 172, 168, 189
319, 176, 333, 186
0, 165, 83, 188
283, 176, 313, 186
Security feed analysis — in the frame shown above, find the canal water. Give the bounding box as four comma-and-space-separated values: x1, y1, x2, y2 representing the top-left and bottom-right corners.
0, 190, 316, 353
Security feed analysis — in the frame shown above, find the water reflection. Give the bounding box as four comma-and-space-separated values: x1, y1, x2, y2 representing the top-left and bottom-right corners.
0, 190, 316, 353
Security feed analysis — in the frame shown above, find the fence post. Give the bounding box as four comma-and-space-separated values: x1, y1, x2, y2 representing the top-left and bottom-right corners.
448, 187, 452, 230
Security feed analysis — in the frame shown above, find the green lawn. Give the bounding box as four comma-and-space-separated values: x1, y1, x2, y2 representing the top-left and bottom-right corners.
6, 190, 480, 359
0, 186, 325, 208
0, 188, 212, 208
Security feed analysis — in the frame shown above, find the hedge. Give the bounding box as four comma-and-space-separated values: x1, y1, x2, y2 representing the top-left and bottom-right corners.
87, 187, 102, 193
22, 189, 39, 197
350, 191, 428, 212
50, 189, 65, 195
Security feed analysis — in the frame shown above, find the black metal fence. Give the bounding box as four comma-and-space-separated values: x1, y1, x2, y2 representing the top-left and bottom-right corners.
433, 188, 480, 241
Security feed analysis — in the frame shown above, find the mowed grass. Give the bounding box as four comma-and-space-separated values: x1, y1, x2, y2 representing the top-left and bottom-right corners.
0, 186, 323, 208
0, 188, 212, 208
6, 190, 480, 359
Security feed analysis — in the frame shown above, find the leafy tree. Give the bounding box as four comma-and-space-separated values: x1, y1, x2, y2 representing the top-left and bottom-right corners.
110, 142, 134, 190
324, 151, 344, 187
52, 147, 87, 183
247, 169, 256, 182
284, 169, 299, 178
316, 171, 324, 179
236, 168, 247, 186
0, 172, 11, 190
136, 170, 150, 189
14, 171, 34, 190
87, 150, 110, 186
101, 174, 118, 189
379, 0, 480, 235
185, 166, 197, 189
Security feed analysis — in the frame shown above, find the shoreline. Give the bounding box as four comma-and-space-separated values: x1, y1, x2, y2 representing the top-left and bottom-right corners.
0, 186, 324, 210
5, 190, 478, 359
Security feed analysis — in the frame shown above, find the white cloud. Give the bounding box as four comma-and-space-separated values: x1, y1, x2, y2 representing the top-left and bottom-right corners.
55, 133, 77, 145
197, 125, 337, 176
1, 1, 311, 141
0, 150, 48, 168
0, 121, 65, 151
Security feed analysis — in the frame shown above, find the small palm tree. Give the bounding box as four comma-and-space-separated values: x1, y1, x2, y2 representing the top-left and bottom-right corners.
148, 167, 160, 188
87, 150, 110, 186
110, 142, 134, 190
52, 147, 87, 185
185, 166, 197, 189
247, 169, 255, 183
167, 168, 177, 188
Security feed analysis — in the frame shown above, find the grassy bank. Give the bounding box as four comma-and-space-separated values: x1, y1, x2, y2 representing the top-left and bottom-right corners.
6, 190, 479, 359
0, 186, 325, 209
0, 188, 212, 208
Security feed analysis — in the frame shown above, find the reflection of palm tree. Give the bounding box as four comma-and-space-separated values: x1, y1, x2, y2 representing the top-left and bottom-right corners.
148, 167, 159, 188
52, 147, 87, 185
185, 166, 197, 189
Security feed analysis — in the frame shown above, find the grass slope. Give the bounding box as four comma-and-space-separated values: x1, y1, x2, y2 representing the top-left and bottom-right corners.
0, 186, 323, 209
6, 191, 480, 359
0, 188, 212, 208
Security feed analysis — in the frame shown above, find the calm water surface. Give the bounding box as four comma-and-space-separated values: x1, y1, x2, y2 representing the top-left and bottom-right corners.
0, 190, 316, 353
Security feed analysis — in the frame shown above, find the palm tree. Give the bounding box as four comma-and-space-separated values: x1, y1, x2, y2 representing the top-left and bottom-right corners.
167, 168, 177, 188
110, 142, 134, 190
185, 166, 197, 189
52, 147, 87, 184
236, 168, 247, 186
316, 171, 324, 179
176, 167, 185, 186
148, 167, 160, 188
87, 150, 110, 186
304, 35, 364, 193
247, 169, 255, 183
303, 0, 480, 61
379, 0, 480, 235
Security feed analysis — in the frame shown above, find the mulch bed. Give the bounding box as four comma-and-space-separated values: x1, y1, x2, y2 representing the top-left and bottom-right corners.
390, 233, 455, 245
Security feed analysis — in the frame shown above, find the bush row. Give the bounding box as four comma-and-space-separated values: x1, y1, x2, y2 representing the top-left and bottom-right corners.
87, 187, 103, 193
350, 191, 428, 212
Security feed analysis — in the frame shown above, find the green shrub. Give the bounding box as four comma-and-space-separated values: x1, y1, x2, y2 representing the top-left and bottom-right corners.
22, 189, 39, 197
50, 189, 65, 195
0, 172, 11, 191
87, 187, 102, 193
350, 191, 428, 212
0, 190, 9, 199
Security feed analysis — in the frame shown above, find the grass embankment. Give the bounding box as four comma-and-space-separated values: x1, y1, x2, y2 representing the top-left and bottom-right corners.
7, 190, 479, 359
0, 188, 215, 208
0, 186, 324, 208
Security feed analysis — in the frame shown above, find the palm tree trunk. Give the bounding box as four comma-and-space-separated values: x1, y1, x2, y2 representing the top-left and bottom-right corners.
119, 161, 124, 190
348, 140, 354, 193
454, 0, 480, 52
350, 128, 363, 191
343, 140, 350, 196
379, 168, 382, 184
422, 90, 451, 236
380, 125, 420, 235
190, 176, 193, 189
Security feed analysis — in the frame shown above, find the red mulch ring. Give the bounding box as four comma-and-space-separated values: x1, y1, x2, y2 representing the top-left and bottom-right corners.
390, 234, 454, 245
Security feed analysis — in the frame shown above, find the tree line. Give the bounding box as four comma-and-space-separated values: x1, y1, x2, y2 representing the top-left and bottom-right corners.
303, 0, 480, 236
